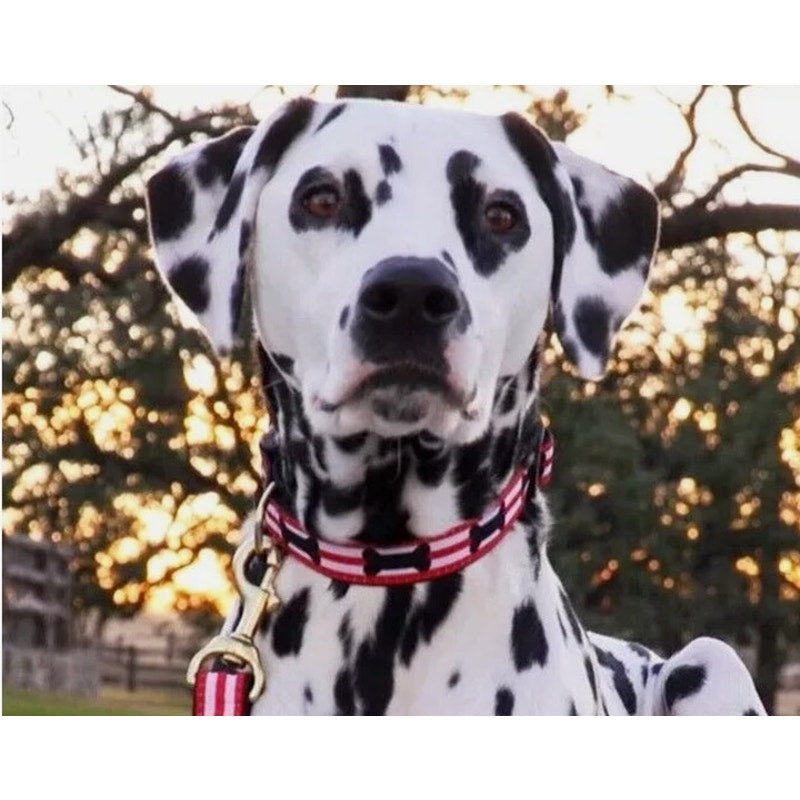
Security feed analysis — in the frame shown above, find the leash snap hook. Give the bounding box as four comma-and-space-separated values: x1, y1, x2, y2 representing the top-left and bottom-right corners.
253, 481, 276, 555
186, 531, 283, 703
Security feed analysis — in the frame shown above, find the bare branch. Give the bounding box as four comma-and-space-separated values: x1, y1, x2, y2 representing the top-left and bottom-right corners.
108, 84, 182, 126
2, 100, 13, 130
654, 86, 709, 201
729, 86, 800, 170
336, 86, 411, 102
660, 203, 800, 250
682, 162, 800, 214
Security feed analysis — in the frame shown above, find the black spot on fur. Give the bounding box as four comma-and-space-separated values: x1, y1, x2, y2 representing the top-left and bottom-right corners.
333, 432, 368, 453
342, 169, 372, 236
230, 260, 246, 335
446, 150, 530, 277
663, 664, 706, 712
334, 668, 355, 715
329, 580, 349, 600
454, 429, 492, 518
559, 587, 584, 644
356, 454, 414, 545
584, 655, 598, 703
400, 573, 463, 666
594, 646, 637, 715
552, 300, 579, 367
526, 345, 540, 392
312, 436, 327, 472
441, 250, 454, 268
495, 687, 514, 715
378, 144, 402, 175
338, 613, 354, 659
195, 127, 254, 187
304, 684, 313, 703
568, 699, 578, 715
557, 611, 567, 641
353, 586, 413, 715
511, 600, 548, 671
147, 163, 194, 242
652, 662, 664, 677
743, 708, 759, 715
211, 171, 245, 235
570, 175, 657, 277
169, 256, 210, 313
496, 376, 518, 415
491, 426, 516, 482
415, 449, 451, 487
271, 588, 310, 657
315, 103, 345, 133
253, 97, 315, 173
339, 305, 350, 329
573, 296, 612, 361
501, 113, 576, 299
238, 220, 252, 258
628, 641, 652, 659
376, 180, 392, 205
448, 671, 460, 688
411, 435, 451, 487
320, 481, 362, 517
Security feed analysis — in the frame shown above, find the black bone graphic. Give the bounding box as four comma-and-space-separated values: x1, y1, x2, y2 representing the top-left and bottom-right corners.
363, 543, 431, 575
469, 507, 504, 553
283, 524, 320, 563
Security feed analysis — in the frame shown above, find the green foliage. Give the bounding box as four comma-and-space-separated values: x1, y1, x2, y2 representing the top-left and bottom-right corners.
547, 239, 800, 710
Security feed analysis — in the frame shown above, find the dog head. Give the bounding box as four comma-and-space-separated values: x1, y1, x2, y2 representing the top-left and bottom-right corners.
146, 98, 658, 445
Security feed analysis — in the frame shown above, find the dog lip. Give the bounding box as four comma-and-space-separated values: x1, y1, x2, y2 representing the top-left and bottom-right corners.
317, 361, 468, 413
351, 362, 466, 405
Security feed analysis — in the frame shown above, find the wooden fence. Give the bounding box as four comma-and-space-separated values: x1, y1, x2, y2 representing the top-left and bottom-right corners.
98, 644, 189, 692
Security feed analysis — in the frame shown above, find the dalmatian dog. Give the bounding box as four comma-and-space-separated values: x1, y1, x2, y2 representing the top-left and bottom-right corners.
145, 97, 766, 715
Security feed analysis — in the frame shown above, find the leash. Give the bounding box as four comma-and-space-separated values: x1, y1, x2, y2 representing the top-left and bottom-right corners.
188, 424, 555, 714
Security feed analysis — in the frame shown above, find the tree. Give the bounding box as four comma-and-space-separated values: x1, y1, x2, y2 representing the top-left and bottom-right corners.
3, 86, 799, 708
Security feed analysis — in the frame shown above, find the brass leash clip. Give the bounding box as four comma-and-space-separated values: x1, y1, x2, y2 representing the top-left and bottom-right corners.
186, 485, 282, 703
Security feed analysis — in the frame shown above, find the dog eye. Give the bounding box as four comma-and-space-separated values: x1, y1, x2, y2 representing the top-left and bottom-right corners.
302, 185, 341, 219
483, 202, 518, 234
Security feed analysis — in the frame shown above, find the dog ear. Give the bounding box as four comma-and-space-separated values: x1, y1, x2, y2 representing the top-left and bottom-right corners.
502, 113, 659, 380
145, 97, 316, 352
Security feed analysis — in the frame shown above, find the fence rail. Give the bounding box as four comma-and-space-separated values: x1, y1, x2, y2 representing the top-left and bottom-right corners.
98, 644, 189, 692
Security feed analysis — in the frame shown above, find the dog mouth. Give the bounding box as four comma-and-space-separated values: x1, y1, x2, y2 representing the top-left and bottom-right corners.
317, 362, 474, 424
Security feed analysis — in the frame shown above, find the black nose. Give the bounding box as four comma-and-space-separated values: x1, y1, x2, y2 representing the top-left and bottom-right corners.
358, 256, 464, 327
352, 256, 469, 367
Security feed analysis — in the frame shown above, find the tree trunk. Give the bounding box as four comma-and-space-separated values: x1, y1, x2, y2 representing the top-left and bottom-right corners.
755, 545, 782, 715
336, 86, 411, 102
755, 620, 778, 715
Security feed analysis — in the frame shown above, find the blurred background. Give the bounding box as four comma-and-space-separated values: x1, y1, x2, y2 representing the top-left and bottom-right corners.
2, 85, 799, 715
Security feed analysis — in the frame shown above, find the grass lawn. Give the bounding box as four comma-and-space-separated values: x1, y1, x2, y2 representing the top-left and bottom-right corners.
3, 685, 190, 716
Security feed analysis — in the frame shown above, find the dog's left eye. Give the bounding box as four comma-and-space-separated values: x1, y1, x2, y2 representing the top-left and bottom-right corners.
302, 185, 341, 219
483, 201, 518, 234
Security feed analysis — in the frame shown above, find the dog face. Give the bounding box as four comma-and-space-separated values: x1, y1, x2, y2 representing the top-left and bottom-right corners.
146, 98, 658, 444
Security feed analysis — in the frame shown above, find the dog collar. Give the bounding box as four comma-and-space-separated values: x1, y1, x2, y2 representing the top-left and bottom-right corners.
260, 426, 554, 586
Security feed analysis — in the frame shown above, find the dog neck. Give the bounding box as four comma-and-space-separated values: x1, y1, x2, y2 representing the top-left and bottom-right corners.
257, 343, 545, 546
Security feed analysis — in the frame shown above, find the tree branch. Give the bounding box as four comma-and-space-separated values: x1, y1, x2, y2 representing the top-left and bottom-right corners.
729, 86, 800, 170
336, 86, 411, 102
654, 86, 709, 201
660, 203, 800, 250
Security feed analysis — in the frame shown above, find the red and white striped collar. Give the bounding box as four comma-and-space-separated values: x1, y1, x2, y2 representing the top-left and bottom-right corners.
260, 426, 554, 587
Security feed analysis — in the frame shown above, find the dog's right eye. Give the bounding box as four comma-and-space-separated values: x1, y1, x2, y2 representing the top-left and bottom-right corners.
302, 185, 341, 219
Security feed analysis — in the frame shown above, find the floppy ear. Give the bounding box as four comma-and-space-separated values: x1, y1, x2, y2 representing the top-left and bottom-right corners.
145, 97, 316, 352
502, 113, 659, 380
